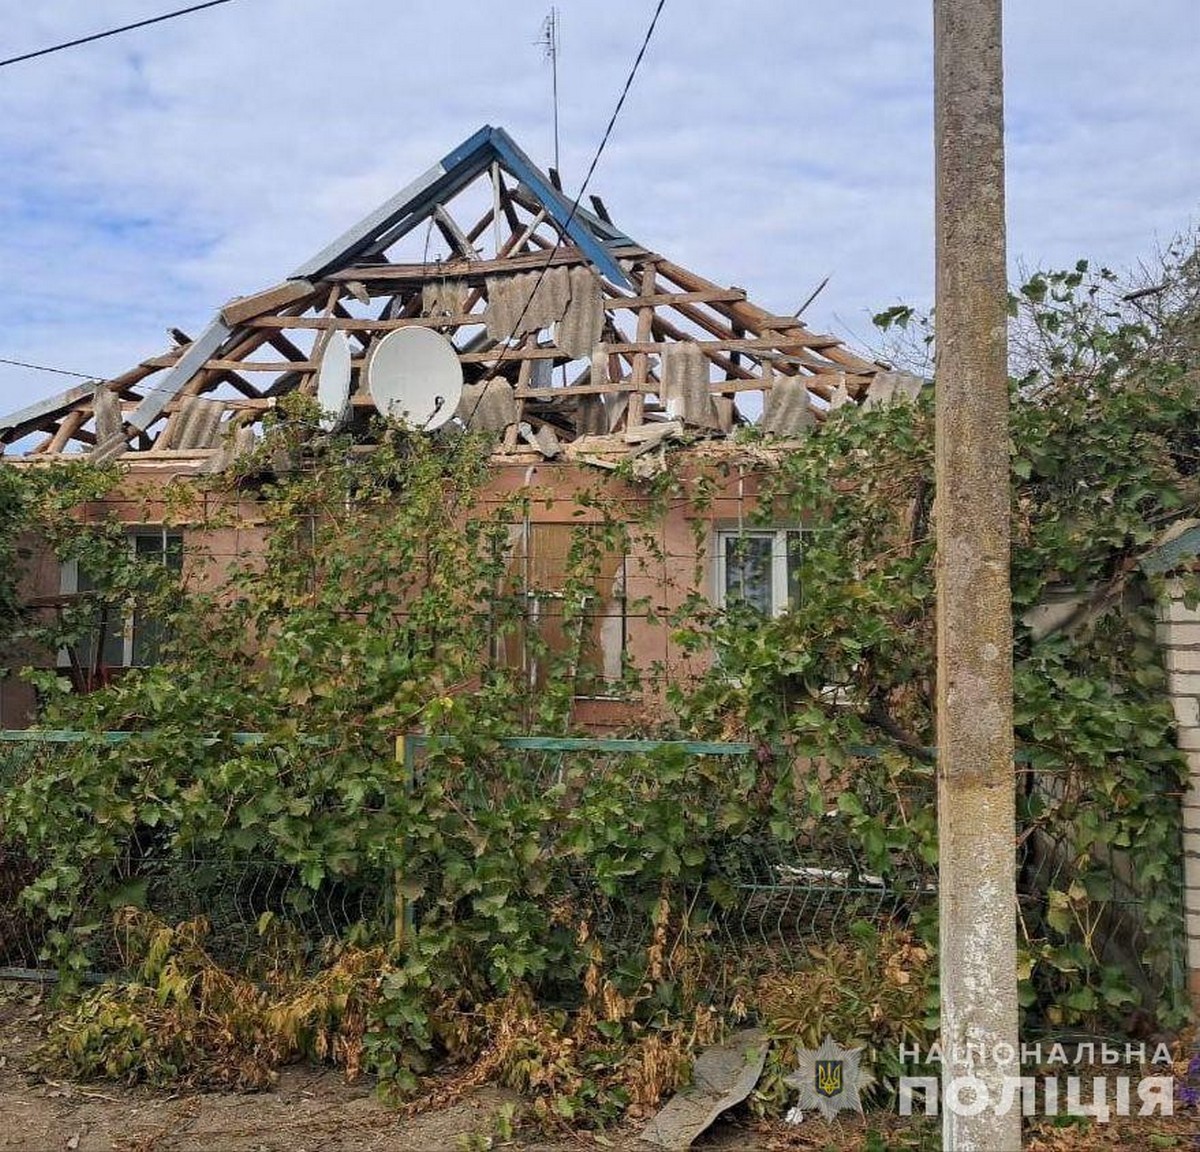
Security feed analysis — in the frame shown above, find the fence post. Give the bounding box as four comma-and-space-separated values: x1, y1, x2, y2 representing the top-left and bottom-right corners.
393, 733, 415, 948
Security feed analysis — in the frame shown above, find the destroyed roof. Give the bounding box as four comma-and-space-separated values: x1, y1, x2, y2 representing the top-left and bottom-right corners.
0, 124, 887, 464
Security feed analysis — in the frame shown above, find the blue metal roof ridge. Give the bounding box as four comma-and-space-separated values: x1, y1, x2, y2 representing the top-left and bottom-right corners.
290, 125, 497, 280
485, 127, 634, 286
292, 124, 634, 288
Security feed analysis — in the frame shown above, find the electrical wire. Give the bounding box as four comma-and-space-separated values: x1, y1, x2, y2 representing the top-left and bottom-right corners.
460, 0, 668, 432
0, 1, 241, 70
0, 354, 269, 436
0, 357, 97, 380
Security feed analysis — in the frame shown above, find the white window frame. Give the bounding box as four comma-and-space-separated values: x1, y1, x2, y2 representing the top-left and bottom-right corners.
58, 528, 182, 669
714, 528, 801, 618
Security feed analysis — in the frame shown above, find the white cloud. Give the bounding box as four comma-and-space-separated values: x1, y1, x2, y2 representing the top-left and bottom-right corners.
0, 0, 1195, 413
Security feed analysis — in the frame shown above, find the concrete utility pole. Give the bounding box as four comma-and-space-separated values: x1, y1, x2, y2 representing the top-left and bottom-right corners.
933, 1, 1020, 1149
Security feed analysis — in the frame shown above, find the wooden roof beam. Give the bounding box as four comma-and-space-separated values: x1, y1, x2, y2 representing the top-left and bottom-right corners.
493, 167, 523, 237
200, 334, 843, 374
0, 383, 96, 440
146, 306, 315, 441
0, 351, 182, 445
465, 206, 496, 246
220, 280, 316, 327
647, 315, 758, 383
330, 245, 649, 284
655, 258, 880, 381
433, 206, 481, 261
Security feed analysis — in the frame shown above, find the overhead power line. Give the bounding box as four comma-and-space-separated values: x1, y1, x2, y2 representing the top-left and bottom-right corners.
1, 0, 666, 445
476, 0, 668, 399
0, 357, 96, 380
0, 1, 241, 70
566, 0, 666, 241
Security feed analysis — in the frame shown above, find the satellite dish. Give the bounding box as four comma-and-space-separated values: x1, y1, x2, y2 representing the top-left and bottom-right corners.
367, 327, 463, 431
315, 330, 352, 431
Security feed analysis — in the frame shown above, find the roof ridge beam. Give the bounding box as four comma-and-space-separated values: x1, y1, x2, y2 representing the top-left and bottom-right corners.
290, 126, 635, 289
290, 126, 496, 280
485, 128, 632, 287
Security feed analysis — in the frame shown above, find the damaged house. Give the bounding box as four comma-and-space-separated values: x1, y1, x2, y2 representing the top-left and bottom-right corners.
0, 125, 905, 727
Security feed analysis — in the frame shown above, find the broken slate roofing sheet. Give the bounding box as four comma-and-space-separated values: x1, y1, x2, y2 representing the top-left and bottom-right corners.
0, 125, 904, 467
640, 1028, 769, 1150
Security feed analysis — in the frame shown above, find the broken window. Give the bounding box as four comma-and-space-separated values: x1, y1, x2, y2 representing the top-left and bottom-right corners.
496, 522, 627, 696
715, 529, 802, 617
60, 529, 184, 673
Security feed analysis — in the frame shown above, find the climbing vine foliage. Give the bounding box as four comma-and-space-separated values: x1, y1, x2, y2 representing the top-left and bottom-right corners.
0, 241, 1197, 1109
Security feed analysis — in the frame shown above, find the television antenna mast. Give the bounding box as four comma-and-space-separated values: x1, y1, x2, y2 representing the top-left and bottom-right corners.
537, 8, 561, 173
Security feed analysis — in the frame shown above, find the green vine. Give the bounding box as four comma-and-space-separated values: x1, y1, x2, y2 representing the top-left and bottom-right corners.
0, 240, 1197, 1112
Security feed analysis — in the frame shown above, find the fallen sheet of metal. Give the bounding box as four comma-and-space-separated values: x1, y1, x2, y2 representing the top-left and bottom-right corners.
639, 1028, 769, 1150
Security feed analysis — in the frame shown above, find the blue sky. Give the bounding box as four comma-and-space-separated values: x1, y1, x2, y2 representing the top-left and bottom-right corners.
0, 0, 1196, 416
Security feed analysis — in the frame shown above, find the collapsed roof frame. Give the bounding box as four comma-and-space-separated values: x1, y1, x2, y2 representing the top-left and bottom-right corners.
0, 125, 883, 462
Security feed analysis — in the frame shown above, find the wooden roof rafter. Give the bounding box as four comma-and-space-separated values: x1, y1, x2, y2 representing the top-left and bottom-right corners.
1, 125, 892, 462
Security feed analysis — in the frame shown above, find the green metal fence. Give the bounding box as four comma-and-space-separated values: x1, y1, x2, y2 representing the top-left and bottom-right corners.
1, 730, 933, 983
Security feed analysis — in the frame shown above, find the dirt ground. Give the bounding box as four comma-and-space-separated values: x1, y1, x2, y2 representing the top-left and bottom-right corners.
0, 982, 774, 1152
2, 982, 1197, 1152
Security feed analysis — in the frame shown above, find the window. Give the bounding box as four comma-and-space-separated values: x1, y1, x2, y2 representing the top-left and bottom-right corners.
496, 522, 627, 696
715, 528, 802, 617
60, 529, 183, 672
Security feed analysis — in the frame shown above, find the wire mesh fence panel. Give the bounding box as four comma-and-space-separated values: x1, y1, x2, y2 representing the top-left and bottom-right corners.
0, 737, 58, 974
96, 851, 391, 975
2, 850, 391, 980
704, 848, 918, 965
0, 734, 391, 980
0, 844, 45, 973
1016, 801, 1187, 1014
0, 730, 1189, 1027
400, 737, 938, 979
540, 860, 914, 975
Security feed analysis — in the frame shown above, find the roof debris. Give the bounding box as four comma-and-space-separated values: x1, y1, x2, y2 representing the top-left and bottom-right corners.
0, 125, 887, 468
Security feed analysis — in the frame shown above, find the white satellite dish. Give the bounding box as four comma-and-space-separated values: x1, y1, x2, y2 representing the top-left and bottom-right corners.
367, 327, 463, 431
315, 330, 352, 431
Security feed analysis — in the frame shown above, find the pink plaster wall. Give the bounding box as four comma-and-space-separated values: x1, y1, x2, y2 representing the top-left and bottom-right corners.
5, 453, 775, 731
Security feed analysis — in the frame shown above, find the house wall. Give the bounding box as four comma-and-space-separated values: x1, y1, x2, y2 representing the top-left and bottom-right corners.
476, 455, 775, 726
4, 450, 781, 732
1155, 581, 1200, 1012
3, 526, 80, 726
